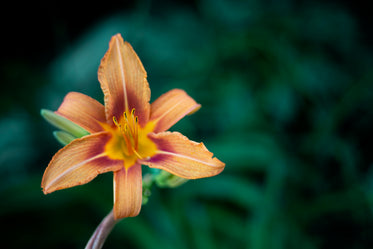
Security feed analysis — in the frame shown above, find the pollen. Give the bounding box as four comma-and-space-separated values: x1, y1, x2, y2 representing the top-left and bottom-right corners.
113, 108, 141, 157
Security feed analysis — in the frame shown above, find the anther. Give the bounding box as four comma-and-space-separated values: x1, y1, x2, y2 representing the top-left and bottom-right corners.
112, 109, 142, 158
113, 116, 120, 126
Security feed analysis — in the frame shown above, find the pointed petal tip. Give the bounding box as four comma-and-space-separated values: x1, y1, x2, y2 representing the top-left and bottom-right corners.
42, 188, 50, 195
188, 103, 201, 115
113, 33, 123, 40
110, 33, 128, 44
110, 34, 124, 47
41, 182, 53, 195
41, 187, 47, 195
109, 34, 134, 52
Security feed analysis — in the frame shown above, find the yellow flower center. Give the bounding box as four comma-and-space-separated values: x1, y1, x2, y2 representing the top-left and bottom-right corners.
104, 108, 157, 169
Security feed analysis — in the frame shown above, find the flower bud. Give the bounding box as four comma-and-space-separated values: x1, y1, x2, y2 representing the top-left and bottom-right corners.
53, 131, 77, 145
41, 109, 89, 138
155, 170, 189, 188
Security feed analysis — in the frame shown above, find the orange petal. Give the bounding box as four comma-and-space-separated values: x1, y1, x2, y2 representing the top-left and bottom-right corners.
56, 92, 106, 133
150, 89, 201, 132
113, 164, 142, 219
98, 34, 150, 127
42, 132, 123, 194
141, 132, 225, 179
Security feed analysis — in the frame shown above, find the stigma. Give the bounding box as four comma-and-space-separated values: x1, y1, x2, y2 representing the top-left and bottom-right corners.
113, 108, 142, 158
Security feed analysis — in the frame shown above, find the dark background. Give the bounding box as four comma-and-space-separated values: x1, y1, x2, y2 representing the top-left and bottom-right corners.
1, 0, 373, 248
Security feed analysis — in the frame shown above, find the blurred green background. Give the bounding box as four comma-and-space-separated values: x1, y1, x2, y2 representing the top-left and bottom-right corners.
1, 0, 373, 248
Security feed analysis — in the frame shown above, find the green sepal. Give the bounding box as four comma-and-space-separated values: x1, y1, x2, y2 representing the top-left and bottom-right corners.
155, 170, 189, 188
53, 131, 77, 146
41, 109, 89, 138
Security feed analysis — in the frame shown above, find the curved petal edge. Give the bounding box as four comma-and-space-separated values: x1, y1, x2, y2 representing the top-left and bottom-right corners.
98, 34, 150, 126
42, 132, 123, 194
150, 89, 201, 133
55, 92, 106, 133
140, 131, 225, 179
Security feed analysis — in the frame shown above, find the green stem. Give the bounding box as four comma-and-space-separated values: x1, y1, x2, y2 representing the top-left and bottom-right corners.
85, 209, 118, 249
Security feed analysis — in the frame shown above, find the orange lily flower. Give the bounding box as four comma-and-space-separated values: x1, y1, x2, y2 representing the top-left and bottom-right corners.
41, 34, 225, 220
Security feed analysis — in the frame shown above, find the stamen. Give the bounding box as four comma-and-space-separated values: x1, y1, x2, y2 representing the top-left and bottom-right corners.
113, 116, 119, 126
122, 131, 133, 154
134, 116, 139, 148
112, 109, 141, 158
132, 149, 143, 159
